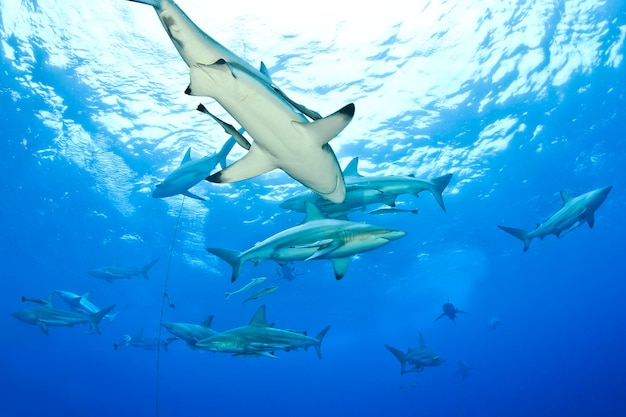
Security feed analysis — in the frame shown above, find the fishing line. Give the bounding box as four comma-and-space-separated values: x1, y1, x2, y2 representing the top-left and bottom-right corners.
155, 195, 185, 417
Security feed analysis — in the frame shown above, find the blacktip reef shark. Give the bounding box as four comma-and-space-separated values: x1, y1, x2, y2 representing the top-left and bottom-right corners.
12, 294, 115, 335
385, 332, 445, 375
196, 305, 330, 359
161, 316, 219, 350
498, 185, 612, 251
55, 290, 126, 322
206, 202, 406, 281
152, 136, 237, 201
88, 258, 159, 282
434, 298, 466, 323
127, 0, 355, 203
280, 157, 453, 216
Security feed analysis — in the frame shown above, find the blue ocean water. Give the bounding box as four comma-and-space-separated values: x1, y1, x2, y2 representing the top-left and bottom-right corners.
1, 0, 625, 416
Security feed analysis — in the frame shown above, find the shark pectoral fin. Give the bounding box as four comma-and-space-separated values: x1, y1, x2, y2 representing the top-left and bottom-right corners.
329, 257, 351, 280
382, 194, 397, 207
36, 320, 49, 335
207, 144, 276, 184
182, 190, 206, 201
291, 103, 355, 146
588, 213, 595, 228
196, 104, 251, 150
187, 60, 235, 96
305, 240, 342, 261
434, 313, 446, 322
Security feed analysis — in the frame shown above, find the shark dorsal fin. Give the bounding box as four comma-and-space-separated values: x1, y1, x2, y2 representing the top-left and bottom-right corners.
181, 147, 192, 165
419, 332, 427, 348
303, 202, 326, 223
249, 305, 270, 327
200, 315, 214, 328
407, 173, 415, 178
259, 61, 271, 81
560, 190, 573, 205
342, 157, 362, 177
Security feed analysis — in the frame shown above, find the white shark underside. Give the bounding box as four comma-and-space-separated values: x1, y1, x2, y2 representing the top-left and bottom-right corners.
498, 185, 612, 251
128, 0, 354, 203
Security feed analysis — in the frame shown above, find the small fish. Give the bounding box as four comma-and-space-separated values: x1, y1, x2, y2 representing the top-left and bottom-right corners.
367, 207, 419, 215
400, 382, 418, 389
242, 286, 279, 304
225, 277, 267, 300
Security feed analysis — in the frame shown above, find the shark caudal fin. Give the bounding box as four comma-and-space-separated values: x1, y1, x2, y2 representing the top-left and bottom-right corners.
141, 258, 160, 279
429, 174, 453, 211
385, 344, 408, 375
106, 306, 128, 323
89, 305, 116, 335
313, 326, 331, 359
497, 225, 532, 251
206, 248, 244, 282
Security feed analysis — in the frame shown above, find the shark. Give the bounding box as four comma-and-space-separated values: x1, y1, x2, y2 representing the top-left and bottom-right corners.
385, 332, 445, 375
273, 263, 308, 283
12, 294, 115, 335
488, 316, 502, 329
206, 202, 406, 281
127, 0, 354, 203
456, 360, 475, 380
434, 298, 466, 323
152, 136, 237, 201
498, 185, 612, 251
88, 258, 159, 282
280, 157, 453, 216
55, 290, 126, 322
161, 316, 219, 349
114, 329, 176, 351
196, 305, 330, 359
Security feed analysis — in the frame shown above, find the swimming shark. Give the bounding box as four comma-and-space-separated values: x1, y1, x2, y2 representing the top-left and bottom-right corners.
206, 202, 406, 281
456, 360, 475, 380
114, 329, 176, 351
88, 258, 159, 282
55, 290, 126, 322
196, 305, 330, 359
127, 0, 354, 203
273, 263, 308, 283
498, 185, 612, 251
280, 157, 453, 215
12, 294, 115, 335
385, 332, 445, 375
434, 298, 466, 323
152, 136, 237, 201
161, 316, 219, 349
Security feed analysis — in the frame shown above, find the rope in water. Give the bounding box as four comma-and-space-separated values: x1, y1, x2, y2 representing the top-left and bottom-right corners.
155, 195, 185, 417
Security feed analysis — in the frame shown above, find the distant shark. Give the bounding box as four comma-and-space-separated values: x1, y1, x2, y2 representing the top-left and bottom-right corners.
498, 185, 612, 251
206, 202, 406, 281
161, 316, 219, 350
456, 360, 475, 380
55, 290, 126, 322
114, 329, 176, 351
434, 298, 466, 323
12, 294, 114, 335
127, 0, 355, 203
196, 305, 330, 359
88, 258, 159, 282
152, 136, 236, 201
385, 332, 445, 375
280, 157, 453, 216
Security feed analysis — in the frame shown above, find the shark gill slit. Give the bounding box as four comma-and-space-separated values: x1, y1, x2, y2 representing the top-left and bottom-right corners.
155, 195, 185, 417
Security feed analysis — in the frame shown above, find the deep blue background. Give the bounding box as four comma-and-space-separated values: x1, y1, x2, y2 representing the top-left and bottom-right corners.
2, 1, 626, 417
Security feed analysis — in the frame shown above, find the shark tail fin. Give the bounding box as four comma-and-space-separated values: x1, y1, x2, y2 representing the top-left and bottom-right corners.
429, 174, 453, 211
313, 326, 331, 359
142, 258, 160, 279
497, 225, 532, 251
106, 306, 129, 323
206, 248, 244, 282
385, 344, 408, 375
89, 305, 116, 335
